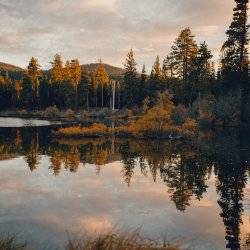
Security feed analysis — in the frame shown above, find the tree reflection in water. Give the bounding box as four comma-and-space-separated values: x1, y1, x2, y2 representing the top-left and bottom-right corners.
0, 127, 249, 249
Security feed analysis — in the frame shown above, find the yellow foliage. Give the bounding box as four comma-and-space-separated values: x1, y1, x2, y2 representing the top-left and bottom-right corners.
56, 123, 111, 137
56, 93, 197, 139
95, 61, 109, 87
117, 92, 177, 137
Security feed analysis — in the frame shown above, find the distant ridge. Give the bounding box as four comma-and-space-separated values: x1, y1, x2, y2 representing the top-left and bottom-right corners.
0, 62, 125, 79
0, 62, 23, 72
82, 63, 125, 78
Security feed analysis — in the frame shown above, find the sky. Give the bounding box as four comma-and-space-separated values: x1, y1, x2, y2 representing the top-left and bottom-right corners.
0, 0, 235, 70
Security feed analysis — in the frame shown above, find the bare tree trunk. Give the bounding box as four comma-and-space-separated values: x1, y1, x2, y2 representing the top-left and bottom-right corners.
111, 121, 115, 154
101, 84, 104, 108
86, 93, 89, 110
110, 80, 116, 111
95, 89, 98, 107
118, 90, 121, 110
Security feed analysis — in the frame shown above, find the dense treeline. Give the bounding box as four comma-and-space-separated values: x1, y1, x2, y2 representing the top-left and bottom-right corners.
0, 0, 249, 126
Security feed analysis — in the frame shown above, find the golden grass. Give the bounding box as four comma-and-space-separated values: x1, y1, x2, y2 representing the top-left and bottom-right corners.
0, 235, 27, 250
66, 230, 181, 250
55, 94, 197, 139
0, 231, 181, 250
56, 123, 111, 137
55, 119, 197, 139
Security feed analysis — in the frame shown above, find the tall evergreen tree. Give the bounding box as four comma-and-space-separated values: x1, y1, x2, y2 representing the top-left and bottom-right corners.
170, 28, 198, 80
78, 70, 91, 109
123, 49, 139, 107
151, 55, 162, 79
39, 75, 50, 109
50, 54, 65, 108
21, 75, 33, 109
27, 57, 41, 109
139, 64, 148, 104
221, 0, 249, 124
0, 74, 13, 110
188, 42, 214, 102
162, 55, 175, 79
168, 28, 198, 105
148, 56, 166, 104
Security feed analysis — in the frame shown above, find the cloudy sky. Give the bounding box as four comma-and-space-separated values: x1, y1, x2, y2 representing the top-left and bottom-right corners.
0, 0, 235, 70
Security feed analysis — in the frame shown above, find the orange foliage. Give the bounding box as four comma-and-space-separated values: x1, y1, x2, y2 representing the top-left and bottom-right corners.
56, 123, 111, 137
56, 93, 197, 139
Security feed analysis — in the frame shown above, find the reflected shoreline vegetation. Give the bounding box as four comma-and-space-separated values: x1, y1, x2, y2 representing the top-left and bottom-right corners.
0, 124, 249, 249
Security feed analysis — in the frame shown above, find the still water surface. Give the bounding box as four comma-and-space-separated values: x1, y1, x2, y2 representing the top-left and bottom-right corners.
0, 118, 249, 250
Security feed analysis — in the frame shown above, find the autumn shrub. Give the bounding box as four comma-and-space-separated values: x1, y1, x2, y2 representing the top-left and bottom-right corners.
65, 109, 75, 119
116, 92, 180, 138
56, 92, 197, 139
56, 123, 111, 137
43, 106, 60, 118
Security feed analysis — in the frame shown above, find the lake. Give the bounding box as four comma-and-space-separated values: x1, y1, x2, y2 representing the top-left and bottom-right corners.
0, 118, 249, 250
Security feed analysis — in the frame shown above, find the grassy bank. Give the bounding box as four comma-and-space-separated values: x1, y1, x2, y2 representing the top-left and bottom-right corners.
55, 119, 196, 139
55, 93, 197, 139
0, 231, 181, 250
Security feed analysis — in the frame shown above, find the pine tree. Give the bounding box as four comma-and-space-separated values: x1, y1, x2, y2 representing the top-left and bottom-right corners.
148, 56, 166, 104
222, 0, 249, 73
141, 64, 147, 84
189, 42, 214, 101
168, 28, 198, 105
162, 55, 175, 79
221, 0, 249, 124
0, 74, 13, 110
170, 28, 198, 80
78, 70, 91, 109
27, 57, 41, 109
123, 49, 139, 107
139, 64, 148, 104
39, 75, 50, 109
21, 75, 33, 109
151, 55, 162, 79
